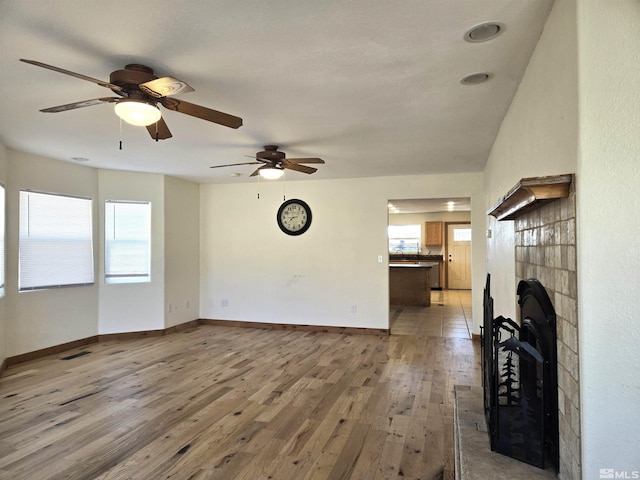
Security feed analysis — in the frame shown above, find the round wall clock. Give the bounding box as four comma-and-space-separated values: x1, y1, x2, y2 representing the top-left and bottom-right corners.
277, 199, 312, 235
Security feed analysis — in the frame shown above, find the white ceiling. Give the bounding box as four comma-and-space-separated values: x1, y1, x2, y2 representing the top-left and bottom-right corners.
0, 0, 553, 184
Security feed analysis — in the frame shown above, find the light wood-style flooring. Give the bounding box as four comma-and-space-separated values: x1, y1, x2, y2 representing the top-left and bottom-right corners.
0, 290, 479, 480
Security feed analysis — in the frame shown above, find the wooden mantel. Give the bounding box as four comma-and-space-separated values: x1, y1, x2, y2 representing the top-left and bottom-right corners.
488, 174, 573, 221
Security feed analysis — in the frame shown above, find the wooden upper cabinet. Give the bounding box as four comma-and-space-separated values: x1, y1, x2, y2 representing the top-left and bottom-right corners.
425, 221, 443, 246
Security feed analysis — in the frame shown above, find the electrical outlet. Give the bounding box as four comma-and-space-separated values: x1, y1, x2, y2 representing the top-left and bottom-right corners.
221, 299, 229, 307
378, 255, 383, 263
167, 303, 172, 313
185, 300, 190, 309
351, 304, 357, 313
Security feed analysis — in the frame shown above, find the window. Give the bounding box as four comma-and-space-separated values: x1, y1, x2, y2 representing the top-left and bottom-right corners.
453, 227, 472, 242
388, 224, 421, 254
0, 184, 5, 297
19, 190, 94, 291
105, 200, 151, 283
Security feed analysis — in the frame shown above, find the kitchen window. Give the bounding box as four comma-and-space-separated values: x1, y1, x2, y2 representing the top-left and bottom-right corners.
388, 224, 421, 254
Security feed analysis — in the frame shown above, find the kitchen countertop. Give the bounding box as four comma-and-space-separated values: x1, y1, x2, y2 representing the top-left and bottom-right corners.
389, 254, 443, 262
389, 263, 433, 267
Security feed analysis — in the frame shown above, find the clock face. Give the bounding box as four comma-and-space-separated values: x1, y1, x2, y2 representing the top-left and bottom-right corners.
277, 199, 312, 235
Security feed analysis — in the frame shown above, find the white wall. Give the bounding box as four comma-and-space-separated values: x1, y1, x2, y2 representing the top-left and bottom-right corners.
483, 0, 579, 319
98, 170, 165, 334
164, 176, 200, 328
200, 173, 484, 330
5, 150, 100, 356
576, 0, 640, 475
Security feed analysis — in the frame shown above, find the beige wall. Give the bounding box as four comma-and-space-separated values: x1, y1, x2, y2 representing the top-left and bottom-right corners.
5, 150, 100, 356
97, 170, 166, 334
576, 0, 640, 476
200, 173, 484, 330
164, 175, 200, 328
483, 0, 580, 475
484, 0, 640, 476
0, 147, 201, 360
484, 0, 579, 320
0, 143, 7, 365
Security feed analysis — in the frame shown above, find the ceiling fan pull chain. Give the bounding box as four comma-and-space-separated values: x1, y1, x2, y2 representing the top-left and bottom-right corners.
155, 121, 159, 142
119, 117, 123, 150
257, 174, 260, 199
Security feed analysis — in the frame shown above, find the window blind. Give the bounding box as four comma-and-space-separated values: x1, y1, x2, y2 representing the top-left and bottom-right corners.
19, 190, 94, 291
105, 200, 151, 283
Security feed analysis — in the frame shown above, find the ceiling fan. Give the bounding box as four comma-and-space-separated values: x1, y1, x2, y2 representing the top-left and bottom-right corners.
210, 145, 325, 179
19, 59, 243, 140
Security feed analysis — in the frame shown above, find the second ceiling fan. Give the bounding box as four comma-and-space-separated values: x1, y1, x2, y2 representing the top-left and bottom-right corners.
210, 145, 325, 179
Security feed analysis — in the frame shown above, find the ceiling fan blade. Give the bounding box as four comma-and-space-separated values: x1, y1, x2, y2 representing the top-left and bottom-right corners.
160, 97, 242, 129
145, 117, 172, 140
244, 155, 270, 163
210, 161, 261, 169
284, 163, 317, 174
40, 97, 119, 113
286, 157, 325, 164
20, 59, 123, 92
139, 77, 194, 98
250, 166, 264, 177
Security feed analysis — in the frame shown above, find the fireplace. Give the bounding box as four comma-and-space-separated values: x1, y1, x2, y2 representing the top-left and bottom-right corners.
482, 274, 559, 472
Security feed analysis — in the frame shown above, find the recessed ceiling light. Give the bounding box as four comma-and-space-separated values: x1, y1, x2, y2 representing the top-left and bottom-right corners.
71, 157, 90, 162
230, 172, 242, 177
460, 72, 492, 85
464, 22, 504, 43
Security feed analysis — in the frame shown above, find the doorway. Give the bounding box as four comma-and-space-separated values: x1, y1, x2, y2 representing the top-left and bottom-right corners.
446, 223, 471, 289
387, 198, 473, 332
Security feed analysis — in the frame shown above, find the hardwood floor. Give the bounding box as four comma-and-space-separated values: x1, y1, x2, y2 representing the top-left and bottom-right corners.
0, 290, 480, 480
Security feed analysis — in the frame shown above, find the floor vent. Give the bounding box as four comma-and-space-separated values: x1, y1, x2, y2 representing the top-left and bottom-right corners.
60, 351, 91, 360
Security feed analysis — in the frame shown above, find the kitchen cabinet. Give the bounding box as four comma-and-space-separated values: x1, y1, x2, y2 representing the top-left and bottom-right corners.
425, 222, 443, 246
389, 264, 431, 306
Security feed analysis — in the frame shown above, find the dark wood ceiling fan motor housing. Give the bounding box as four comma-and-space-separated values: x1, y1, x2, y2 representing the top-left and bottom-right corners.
109, 64, 156, 97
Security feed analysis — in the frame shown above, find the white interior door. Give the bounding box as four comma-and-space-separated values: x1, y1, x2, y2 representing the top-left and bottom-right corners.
447, 224, 471, 289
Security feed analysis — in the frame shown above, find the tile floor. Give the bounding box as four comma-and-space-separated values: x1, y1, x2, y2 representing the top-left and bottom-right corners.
390, 289, 473, 338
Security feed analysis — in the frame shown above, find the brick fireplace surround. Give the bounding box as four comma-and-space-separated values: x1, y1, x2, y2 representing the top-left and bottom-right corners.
514, 190, 580, 479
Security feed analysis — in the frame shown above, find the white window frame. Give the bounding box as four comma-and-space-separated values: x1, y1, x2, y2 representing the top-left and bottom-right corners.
105, 200, 151, 284
19, 190, 94, 291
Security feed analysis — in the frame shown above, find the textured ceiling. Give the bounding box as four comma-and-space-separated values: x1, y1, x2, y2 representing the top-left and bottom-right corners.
0, 0, 553, 184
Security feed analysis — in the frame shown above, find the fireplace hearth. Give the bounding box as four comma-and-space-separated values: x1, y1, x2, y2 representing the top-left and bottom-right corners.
482, 275, 559, 472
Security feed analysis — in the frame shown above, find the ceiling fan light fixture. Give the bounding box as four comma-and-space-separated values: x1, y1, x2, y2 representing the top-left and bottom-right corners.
259, 166, 284, 180
114, 99, 161, 126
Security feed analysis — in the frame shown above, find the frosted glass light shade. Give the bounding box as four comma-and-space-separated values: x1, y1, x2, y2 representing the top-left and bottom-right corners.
259, 167, 284, 180
114, 100, 161, 126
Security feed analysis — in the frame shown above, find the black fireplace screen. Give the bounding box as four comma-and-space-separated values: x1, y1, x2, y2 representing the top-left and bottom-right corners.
481, 275, 559, 471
